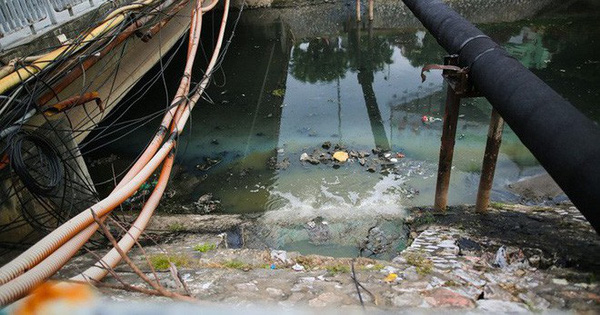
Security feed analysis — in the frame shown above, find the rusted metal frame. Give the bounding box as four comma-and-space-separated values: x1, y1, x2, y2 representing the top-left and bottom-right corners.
433, 54, 503, 212
434, 55, 464, 211
441, 54, 480, 98
434, 82, 461, 211
476, 108, 504, 212
42, 91, 103, 116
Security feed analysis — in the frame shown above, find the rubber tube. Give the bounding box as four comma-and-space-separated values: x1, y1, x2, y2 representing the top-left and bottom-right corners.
2, 0, 204, 286
73, 154, 175, 282
176, 0, 229, 133
0, 139, 174, 287
68, 0, 229, 283
0, 227, 87, 305
72, 0, 207, 282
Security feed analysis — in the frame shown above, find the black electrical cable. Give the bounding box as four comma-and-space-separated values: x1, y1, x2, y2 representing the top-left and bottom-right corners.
7, 131, 64, 197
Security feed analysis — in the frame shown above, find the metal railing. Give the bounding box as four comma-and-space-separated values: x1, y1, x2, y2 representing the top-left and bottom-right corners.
0, 0, 105, 40
0, 0, 51, 36
49, 0, 94, 15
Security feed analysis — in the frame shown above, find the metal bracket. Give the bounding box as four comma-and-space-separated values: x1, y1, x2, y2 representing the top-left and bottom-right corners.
442, 54, 481, 98
433, 55, 504, 213
42, 91, 103, 116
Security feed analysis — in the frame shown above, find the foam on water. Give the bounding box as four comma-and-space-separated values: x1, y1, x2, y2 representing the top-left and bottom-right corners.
261, 173, 407, 224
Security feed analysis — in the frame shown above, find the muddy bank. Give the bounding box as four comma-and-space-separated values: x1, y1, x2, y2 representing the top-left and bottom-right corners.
507, 173, 568, 205
139, 202, 599, 271
56, 203, 600, 312
409, 204, 600, 272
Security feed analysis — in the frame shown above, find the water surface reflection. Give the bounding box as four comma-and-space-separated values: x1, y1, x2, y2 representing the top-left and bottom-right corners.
85, 2, 600, 257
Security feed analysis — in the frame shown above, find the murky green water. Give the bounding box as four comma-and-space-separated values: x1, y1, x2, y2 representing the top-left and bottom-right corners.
85, 1, 600, 258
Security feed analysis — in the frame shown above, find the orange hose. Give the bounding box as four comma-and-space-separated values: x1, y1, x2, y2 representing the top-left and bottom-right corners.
73, 153, 174, 281
0, 139, 175, 287
172, 0, 229, 135
0, 153, 176, 304
0, 227, 91, 305
73, 1, 205, 282
70, 0, 229, 283
0, 153, 175, 305
113, 4, 202, 191
109, 0, 212, 191
200, 0, 219, 12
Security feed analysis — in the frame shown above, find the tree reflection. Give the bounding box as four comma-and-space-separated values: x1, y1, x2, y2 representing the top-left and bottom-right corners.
289, 30, 394, 83
350, 25, 392, 151
289, 25, 397, 150
398, 31, 446, 68
347, 29, 393, 73
289, 37, 348, 83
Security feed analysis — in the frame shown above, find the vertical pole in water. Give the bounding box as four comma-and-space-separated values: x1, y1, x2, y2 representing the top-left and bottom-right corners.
476, 108, 504, 212
434, 86, 461, 211
368, 0, 374, 21
356, 0, 361, 21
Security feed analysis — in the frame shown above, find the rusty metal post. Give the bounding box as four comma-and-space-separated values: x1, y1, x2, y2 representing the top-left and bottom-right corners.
475, 108, 505, 212
434, 86, 461, 211
368, 0, 373, 21
356, 0, 361, 21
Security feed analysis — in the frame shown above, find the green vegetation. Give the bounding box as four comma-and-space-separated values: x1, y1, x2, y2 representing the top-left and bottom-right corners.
271, 88, 286, 97
371, 263, 385, 271
530, 206, 552, 212
326, 263, 350, 275
149, 253, 191, 270
361, 263, 385, 271
413, 210, 436, 226
222, 260, 244, 269
193, 243, 216, 253
167, 222, 186, 233
490, 202, 506, 209
260, 263, 272, 269
222, 259, 251, 270
405, 251, 433, 276
223, 259, 252, 270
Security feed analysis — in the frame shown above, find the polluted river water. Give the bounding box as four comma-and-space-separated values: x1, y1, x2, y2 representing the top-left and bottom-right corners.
84, 0, 600, 258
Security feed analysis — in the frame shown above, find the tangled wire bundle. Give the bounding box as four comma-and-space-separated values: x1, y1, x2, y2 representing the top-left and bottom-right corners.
7, 131, 64, 197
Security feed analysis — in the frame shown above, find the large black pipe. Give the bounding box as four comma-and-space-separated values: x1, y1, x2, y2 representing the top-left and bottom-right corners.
402, 0, 600, 232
